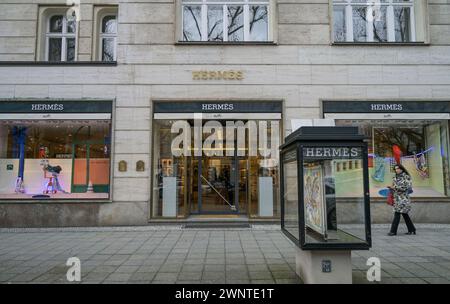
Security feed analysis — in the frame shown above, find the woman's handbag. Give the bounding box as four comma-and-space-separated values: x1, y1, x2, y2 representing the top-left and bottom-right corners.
386, 190, 394, 206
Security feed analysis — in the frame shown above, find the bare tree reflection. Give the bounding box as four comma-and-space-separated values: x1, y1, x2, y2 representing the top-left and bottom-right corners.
183, 6, 202, 41
227, 6, 244, 40
375, 128, 424, 157
249, 6, 267, 33
395, 7, 410, 42
354, 6, 387, 42
183, 5, 268, 41
208, 7, 223, 41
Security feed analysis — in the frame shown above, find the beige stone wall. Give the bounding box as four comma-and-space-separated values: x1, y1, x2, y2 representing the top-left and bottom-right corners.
0, 0, 449, 224
0, 0, 120, 61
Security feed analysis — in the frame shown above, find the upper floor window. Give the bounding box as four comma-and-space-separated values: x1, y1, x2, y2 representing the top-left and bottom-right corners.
93, 6, 118, 62
332, 0, 427, 43
46, 14, 77, 61
181, 0, 270, 42
99, 15, 117, 61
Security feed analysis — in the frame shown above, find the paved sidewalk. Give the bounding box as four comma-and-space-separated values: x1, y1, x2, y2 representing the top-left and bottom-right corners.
0, 224, 449, 284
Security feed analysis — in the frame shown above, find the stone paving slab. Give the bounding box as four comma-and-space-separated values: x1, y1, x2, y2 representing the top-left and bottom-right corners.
0, 224, 449, 284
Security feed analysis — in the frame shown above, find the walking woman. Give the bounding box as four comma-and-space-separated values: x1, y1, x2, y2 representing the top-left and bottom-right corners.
388, 164, 416, 236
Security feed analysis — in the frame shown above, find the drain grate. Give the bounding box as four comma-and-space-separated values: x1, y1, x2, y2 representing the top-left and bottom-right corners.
183, 223, 251, 229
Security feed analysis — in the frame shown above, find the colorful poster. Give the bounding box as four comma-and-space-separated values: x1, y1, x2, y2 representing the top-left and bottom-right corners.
304, 164, 327, 236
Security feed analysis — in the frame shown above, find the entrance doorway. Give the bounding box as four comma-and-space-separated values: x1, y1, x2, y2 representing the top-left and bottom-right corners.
151, 104, 282, 219
189, 154, 248, 215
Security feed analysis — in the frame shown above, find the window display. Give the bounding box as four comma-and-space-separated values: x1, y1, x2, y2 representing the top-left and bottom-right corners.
335, 120, 450, 198
304, 164, 326, 236
0, 120, 111, 199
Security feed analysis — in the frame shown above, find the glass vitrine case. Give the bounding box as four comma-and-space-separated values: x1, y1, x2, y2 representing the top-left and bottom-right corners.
280, 127, 371, 250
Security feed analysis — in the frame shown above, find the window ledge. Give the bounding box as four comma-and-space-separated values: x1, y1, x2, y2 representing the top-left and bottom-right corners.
175, 41, 277, 46
0, 199, 112, 204
0, 61, 118, 66
331, 42, 430, 47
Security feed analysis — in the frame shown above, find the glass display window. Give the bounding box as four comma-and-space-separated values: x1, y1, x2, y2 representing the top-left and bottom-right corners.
336, 119, 450, 198
151, 118, 281, 218
0, 120, 111, 200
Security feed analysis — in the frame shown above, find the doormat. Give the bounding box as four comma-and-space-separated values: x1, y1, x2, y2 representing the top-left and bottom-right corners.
183, 223, 251, 229
32, 194, 51, 199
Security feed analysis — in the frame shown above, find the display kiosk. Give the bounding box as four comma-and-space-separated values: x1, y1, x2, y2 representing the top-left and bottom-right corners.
280, 127, 371, 284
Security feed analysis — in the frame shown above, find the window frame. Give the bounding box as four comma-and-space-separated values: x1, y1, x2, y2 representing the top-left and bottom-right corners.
332, 0, 418, 43
93, 6, 119, 62
99, 15, 118, 62
179, 0, 272, 43
45, 13, 78, 62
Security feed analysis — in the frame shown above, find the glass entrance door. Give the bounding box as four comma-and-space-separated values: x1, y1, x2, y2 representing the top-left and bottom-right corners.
153, 115, 281, 219
199, 156, 238, 213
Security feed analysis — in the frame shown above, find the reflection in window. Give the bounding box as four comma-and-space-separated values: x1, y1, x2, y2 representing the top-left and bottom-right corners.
66, 38, 76, 61
46, 14, 77, 61
249, 5, 268, 41
352, 6, 367, 42
67, 18, 76, 33
395, 7, 411, 42
208, 6, 223, 41
100, 15, 117, 61
50, 15, 63, 33
182, 0, 270, 42
336, 119, 450, 198
102, 15, 117, 33
303, 155, 367, 244
183, 5, 202, 41
333, 5, 346, 42
283, 159, 299, 239
228, 6, 244, 41
48, 38, 62, 61
373, 6, 387, 42
333, 0, 416, 43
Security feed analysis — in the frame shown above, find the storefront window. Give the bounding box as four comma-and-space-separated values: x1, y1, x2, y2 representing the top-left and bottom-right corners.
151, 118, 280, 218
152, 120, 186, 217
336, 119, 450, 198
0, 120, 111, 199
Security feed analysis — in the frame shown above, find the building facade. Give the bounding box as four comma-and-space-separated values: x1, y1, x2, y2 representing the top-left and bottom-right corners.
0, 0, 449, 227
